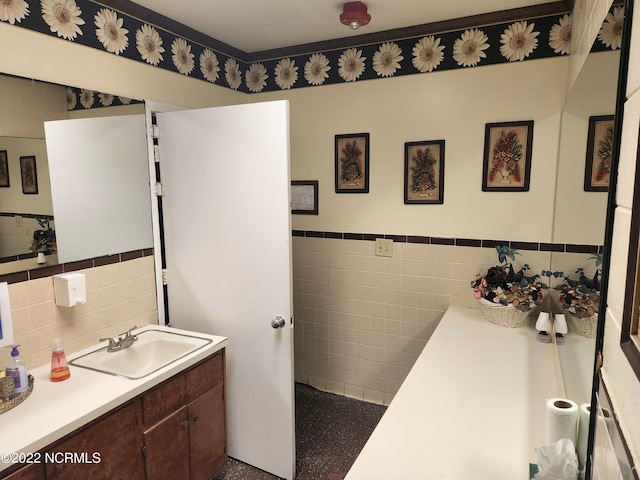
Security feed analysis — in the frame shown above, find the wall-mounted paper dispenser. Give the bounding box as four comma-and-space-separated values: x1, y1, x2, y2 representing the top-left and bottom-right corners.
53, 273, 86, 307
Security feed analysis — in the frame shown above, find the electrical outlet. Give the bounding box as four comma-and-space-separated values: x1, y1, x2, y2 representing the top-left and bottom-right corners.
375, 238, 393, 257
14, 215, 22, 227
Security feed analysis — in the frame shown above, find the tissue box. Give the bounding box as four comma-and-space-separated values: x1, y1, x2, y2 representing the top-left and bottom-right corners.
53, 273, 86, 307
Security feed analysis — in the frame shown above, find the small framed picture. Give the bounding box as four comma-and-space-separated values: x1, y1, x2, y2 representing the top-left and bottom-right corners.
584, 115, 614, 192
291, 180, 318, 215
0, 150, 8, 187
482, 120, 534, 192
404, 140, 445, 204
335, 133, 369, 193
20, 155, 38, 194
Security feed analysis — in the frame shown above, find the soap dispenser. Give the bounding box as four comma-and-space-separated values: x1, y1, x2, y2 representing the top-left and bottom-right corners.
6, 345, 28, 393
50, 339, 71, 382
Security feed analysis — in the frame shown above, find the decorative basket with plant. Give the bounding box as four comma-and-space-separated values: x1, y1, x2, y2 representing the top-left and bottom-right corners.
553, 253, 601, 338
471, 245, 545, 328
29, 217, 57, 255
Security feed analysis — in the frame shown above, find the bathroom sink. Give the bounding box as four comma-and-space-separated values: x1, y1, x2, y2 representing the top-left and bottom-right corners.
70, 328, 212, 379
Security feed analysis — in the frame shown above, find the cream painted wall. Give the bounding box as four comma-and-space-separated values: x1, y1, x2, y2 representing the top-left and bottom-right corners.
0, 22, 245, 109
255, 58, 568, 242
568, 0, 615, 94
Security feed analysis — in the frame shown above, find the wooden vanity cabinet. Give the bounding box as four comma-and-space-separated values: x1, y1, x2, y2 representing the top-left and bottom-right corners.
142, 350, 226, 480
0, 349, 226, 480
44, 401, 144, 480
2, 464, 45, 480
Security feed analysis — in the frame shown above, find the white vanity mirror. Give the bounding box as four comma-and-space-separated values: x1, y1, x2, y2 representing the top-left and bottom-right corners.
0, 73, 153, 272
550, 47, 620, 407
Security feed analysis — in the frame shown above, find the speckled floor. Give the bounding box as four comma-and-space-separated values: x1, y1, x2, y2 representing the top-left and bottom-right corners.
212, 383, 387, 480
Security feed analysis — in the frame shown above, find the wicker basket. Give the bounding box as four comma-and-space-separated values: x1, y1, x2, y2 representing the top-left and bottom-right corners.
566, 311, 598, 338
0, 375, 34, 415
477, 298, 533, 328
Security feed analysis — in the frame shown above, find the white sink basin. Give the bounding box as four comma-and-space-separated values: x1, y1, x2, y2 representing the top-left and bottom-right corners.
70, 329, 212, 379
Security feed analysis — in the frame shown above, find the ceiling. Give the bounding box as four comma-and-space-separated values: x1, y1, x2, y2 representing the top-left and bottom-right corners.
125, 0, 562, 54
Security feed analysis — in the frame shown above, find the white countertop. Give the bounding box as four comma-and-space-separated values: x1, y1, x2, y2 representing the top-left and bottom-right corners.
345, 306, 561, 480
0, 324, 228, 473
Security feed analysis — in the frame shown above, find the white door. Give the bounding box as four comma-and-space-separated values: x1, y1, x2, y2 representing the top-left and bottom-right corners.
153, 101, 295, 479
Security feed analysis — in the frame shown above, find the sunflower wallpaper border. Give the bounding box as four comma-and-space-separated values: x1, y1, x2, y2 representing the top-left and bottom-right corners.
584, 114, 614, 192
482, 120, 534, 192
404, 140, 445, 205
0, 1, 625, 111
335, 133, 370, 194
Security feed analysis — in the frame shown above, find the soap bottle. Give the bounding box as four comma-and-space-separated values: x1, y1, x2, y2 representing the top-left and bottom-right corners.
50, 338, 71, 382
6, 345, 28, 393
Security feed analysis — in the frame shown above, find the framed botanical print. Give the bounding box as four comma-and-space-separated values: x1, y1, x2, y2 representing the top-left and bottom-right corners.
20, 155, 38, 194
404, 140, 445, 204
0, 150, 8, 187
584, 115, 614, 192
482, 120, 534, 192
335, 133, 369, 193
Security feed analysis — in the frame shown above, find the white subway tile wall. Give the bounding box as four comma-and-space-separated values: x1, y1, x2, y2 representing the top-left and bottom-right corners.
293, 237, 563, 406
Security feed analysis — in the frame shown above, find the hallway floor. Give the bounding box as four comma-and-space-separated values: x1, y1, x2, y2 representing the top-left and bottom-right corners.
212, 383, 387, 480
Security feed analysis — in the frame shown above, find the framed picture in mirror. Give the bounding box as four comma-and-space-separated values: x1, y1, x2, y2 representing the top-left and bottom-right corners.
584, 115, 614, 192
20, 155, 38, 195
482, 120, 533, 192
0, 150, 8, 187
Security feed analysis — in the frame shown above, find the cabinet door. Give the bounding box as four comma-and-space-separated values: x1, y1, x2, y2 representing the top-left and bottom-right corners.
143, 406, 190, 480
2, 463, 45, 480
45, 402, 143, 480
188, 383, 226, 480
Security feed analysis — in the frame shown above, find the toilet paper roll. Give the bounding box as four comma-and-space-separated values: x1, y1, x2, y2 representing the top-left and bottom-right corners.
546, 398, 579, 446
577, 403, 591, 469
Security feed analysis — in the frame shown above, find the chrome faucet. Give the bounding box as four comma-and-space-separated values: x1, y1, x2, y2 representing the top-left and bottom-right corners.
99, 326, 138, 352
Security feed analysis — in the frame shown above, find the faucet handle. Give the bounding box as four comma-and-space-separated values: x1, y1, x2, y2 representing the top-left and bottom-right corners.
118, 326, 138, 338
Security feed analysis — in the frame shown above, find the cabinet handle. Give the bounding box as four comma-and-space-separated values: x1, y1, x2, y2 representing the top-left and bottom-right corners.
181, 420, 189, 429
56, 463, 65, 474
192, 413, 200, 423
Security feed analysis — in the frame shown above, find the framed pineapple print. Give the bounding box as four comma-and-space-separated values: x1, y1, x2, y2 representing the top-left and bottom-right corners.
482, 120, 534, 192
404, 140, 445, 204
584, 115, 614, 192
335, 133, 369, 193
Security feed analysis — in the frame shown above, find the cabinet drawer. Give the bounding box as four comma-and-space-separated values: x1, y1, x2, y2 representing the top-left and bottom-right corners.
185, 350, 224, 401
142, 351, 224, 426
142, 374, 187, 427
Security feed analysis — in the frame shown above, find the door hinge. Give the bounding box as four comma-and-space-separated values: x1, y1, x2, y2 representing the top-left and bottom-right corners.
141, 443, 146, 458
162, 269, 168, 286
153, 144, 160, 163
154, 182, 166, 196
150, 124, 160, 138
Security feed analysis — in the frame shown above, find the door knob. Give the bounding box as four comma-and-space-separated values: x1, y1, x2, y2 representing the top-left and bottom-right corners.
271, 315, 286, 329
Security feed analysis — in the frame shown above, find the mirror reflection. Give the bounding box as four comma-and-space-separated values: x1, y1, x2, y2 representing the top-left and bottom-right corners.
0, 73, 152, 274
0, 136, 54, 259
549, 47, 620, 406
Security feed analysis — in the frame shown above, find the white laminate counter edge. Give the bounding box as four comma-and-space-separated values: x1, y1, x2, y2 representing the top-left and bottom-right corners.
344, 306, 562, 480
0, 324, 228, 473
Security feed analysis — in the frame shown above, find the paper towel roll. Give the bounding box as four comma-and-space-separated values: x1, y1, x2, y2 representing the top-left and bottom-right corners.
546, 398, 579, 446
577, 403, 591, 468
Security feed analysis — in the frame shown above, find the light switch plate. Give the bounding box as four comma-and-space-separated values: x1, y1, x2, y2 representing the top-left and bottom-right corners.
375, 238, 393, 257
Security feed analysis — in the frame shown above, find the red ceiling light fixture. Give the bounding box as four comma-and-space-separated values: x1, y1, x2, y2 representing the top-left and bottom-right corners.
340, 1, 371, 30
